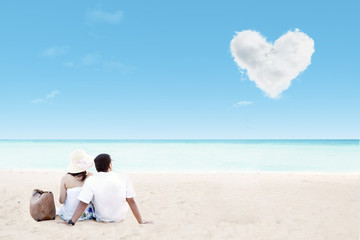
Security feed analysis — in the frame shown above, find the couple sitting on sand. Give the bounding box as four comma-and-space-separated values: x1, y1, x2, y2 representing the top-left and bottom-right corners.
57, 149, 151, 226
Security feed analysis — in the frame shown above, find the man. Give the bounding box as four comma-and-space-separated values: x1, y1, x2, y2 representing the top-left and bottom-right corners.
67, 153, 151, 225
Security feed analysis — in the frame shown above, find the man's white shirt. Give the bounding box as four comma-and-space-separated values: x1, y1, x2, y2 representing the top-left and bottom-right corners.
78, 171, 136, 222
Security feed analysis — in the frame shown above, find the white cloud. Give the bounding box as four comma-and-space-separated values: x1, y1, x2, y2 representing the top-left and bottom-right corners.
103, 61, 125, 69
46, 90, 60, 99
81, 54, 101, 66
41, 46, 69, 58
102, 61, 135, 73
63, 62, 75, 68
63, 53, 133, 73
230, 29, 314, 98
233, 101, 253, 107
88, 32, 107, 39
85, 6, 123, 24
32, 90, 60, 104
31, 98, 44, 104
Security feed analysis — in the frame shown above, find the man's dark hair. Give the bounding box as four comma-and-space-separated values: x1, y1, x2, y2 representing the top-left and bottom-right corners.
94, 154, 112, 172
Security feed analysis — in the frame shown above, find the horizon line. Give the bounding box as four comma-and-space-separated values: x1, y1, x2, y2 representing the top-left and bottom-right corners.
0, 138, 358, 141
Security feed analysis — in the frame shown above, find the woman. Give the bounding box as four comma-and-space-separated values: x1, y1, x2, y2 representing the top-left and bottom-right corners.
57, 149, 94, 221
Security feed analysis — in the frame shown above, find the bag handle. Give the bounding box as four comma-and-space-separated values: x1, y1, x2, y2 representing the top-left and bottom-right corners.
32, 189, 52, 197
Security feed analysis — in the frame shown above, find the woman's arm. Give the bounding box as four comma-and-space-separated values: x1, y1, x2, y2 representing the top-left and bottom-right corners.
59, 175, 67, 204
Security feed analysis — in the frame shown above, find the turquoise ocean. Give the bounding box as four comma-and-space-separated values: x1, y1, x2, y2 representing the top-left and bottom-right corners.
0, 139, 358, 173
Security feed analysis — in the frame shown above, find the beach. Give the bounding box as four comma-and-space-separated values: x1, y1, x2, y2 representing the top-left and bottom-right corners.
0, 170, 358, 240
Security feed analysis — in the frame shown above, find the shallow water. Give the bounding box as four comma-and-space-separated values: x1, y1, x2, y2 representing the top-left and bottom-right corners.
0, 139, 358, 172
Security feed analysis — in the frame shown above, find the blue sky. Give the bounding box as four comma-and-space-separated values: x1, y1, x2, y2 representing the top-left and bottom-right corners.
0, 0, 359, 139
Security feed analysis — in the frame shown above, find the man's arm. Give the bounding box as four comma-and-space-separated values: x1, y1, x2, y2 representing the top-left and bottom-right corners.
126, 198, 151, 224
69, 201, 88, 224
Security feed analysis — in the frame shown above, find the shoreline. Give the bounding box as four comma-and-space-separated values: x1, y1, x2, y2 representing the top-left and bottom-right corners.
1, 168, 359, 175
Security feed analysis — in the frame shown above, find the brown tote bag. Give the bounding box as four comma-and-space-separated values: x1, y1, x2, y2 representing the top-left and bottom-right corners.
30, 189, 56, 221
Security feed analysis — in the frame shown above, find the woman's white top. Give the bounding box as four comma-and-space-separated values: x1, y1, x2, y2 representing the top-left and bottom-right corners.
57, 187, 93, 221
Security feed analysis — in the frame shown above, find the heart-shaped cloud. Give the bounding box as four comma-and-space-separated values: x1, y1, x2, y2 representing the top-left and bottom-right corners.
230, 29, 314, 98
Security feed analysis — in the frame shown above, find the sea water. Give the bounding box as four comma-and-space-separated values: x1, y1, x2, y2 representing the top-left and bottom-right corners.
0, 139, 358, 173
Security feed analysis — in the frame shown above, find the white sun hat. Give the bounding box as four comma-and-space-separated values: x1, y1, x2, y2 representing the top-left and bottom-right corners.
66, 149, 94, 173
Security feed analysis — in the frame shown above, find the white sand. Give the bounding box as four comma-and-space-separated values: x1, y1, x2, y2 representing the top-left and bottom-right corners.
0, 170, 358, 240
